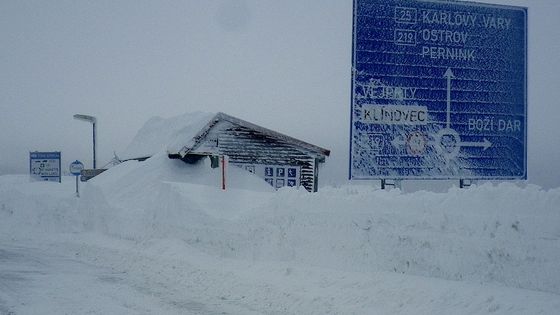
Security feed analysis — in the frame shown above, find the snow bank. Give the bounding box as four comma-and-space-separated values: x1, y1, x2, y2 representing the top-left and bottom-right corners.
1, 154, 559, 297
244, 184, 560, 294
120, 111, 215, 160
0, 175, 82, 236
78, 153, 274, 246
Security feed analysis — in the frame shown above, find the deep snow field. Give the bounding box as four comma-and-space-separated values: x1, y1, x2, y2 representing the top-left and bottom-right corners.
1, 154, 560, 314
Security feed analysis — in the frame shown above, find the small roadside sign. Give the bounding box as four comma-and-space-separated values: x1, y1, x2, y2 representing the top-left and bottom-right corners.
69, 160, 84, 197
69, 160, 84, 176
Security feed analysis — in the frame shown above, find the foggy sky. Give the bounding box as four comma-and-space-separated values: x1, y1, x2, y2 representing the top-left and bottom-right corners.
1, 0, 559, 189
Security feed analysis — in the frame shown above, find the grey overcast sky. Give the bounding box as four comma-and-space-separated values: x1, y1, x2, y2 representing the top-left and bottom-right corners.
1, 0, 559, 188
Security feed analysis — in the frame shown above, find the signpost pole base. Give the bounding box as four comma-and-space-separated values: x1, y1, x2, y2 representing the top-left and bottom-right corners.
381, 179, 401, 190
75, 176, 80, 198
459, 179, 473, 189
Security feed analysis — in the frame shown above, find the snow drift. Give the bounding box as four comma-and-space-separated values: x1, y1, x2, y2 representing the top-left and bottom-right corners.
120, 111, 215, 160
2, 152, 559, 299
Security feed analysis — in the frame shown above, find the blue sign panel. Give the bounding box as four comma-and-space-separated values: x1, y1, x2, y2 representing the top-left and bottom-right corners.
69, 160, 84, 176
350, 0, 527, 180
29, 151, 61, 183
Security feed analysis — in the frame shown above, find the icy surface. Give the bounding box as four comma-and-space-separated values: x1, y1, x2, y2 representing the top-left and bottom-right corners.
1, 154, 559, 314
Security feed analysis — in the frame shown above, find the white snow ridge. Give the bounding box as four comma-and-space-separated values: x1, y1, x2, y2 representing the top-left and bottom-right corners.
1, 155, 559, 314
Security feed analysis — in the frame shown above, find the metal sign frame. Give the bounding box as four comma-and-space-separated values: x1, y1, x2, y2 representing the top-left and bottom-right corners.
349, 0, 527, 180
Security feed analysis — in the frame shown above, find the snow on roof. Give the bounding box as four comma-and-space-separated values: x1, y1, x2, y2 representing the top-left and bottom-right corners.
176, 112, 330, 158
121, 111, 330, 161
121, 111, 215, 160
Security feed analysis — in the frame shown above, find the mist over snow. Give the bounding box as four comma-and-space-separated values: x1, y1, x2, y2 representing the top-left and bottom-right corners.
1, 0, 560, 189
1, 1, 560, 313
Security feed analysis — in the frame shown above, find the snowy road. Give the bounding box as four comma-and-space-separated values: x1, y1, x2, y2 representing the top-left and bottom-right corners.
2, 236, 560, 315
0, 241, 233, 315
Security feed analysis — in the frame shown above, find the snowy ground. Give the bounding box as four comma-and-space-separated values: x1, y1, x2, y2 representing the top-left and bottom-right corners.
1, 155, 560, 314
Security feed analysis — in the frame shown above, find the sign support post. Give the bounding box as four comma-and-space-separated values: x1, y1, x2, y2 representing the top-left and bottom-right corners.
75, 176, 79, 197
459, 179, 474, 189
381, 179, 401, 190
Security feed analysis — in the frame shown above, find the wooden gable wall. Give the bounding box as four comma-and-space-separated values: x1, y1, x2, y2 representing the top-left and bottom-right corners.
190, 120, 320, 192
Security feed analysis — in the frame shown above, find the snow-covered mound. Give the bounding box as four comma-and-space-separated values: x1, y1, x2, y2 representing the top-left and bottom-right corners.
79, 152, 274, 241
120, 111, 215, 160
0, 175, 82, 236
1, 153, 560, 305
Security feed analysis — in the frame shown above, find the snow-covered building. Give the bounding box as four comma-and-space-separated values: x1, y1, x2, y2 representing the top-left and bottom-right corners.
122, 112, 330, 192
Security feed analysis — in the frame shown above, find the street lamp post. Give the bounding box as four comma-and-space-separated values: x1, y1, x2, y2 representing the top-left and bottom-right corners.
73, 114, 97, 169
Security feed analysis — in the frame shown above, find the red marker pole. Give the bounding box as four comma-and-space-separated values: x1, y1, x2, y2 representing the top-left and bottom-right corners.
221, 155, 226, 190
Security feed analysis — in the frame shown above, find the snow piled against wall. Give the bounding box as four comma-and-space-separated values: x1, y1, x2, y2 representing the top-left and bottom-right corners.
120, 111, 215, 160
1, 153, 559, 295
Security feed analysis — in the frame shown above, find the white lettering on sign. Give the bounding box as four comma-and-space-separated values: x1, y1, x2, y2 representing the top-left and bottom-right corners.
498, 119, 521, 132
378, 86, 417, 100
468, 117, 495, 132
421, 10, 477, 27
357, 79, 418, 101
395, 29, 417, 46
420, 29, 468, 44
468, 118, 521, 132
395, 7, 417, 24
482, 15, 512, 30
362, 105, 428, 125
30, 160, 60, 176
420, 9, 512, 30
421, 46, 475, 61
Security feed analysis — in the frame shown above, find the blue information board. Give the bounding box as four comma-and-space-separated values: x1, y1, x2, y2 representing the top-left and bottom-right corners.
350, 0, 527, 180
29, 151, 61, 183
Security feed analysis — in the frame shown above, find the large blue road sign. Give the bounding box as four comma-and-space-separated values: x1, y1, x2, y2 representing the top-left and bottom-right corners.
350, 0, 527, 180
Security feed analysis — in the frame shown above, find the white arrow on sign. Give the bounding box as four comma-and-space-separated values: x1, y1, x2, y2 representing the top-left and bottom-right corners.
444, 68, 454, 129
441, 68, 492, 152
459, 138, 492, 151
393, 135, 492, 152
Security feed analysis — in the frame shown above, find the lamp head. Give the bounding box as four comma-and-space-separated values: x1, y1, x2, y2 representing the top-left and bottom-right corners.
73, 114, 97, 124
